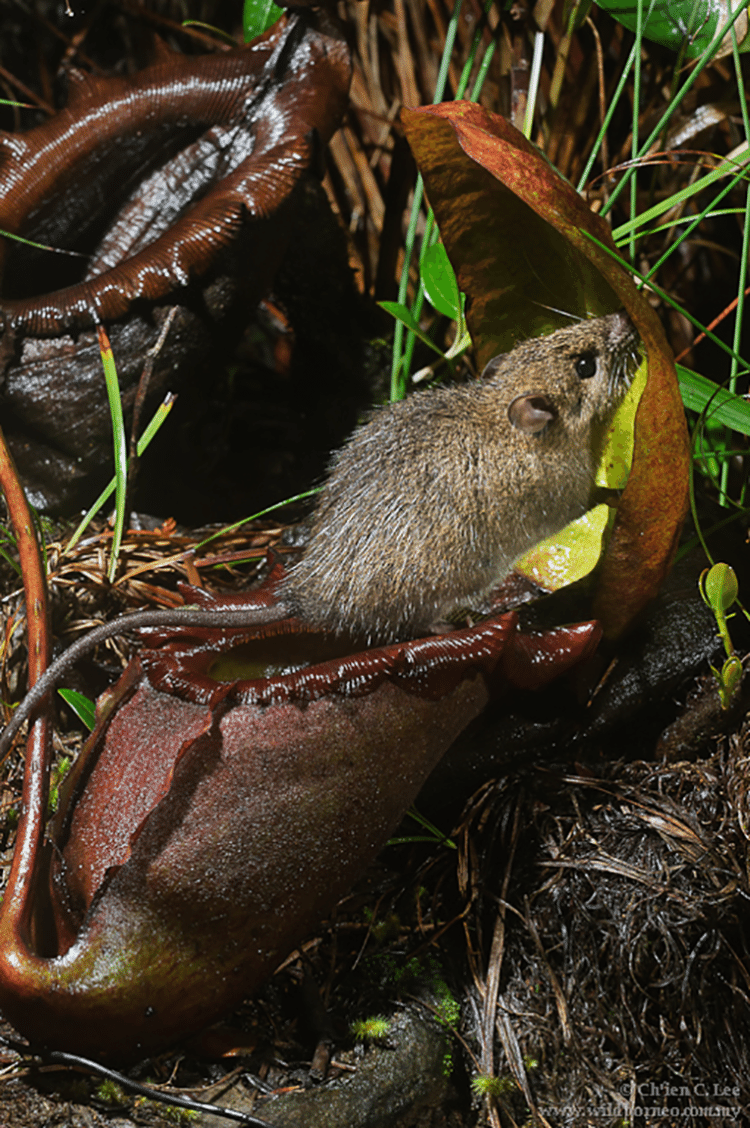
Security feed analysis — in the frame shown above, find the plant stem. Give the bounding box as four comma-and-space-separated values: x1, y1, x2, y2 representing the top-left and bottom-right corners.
0, 422, 50, 938
719, 24, 750, 505
523, 31, 544, 140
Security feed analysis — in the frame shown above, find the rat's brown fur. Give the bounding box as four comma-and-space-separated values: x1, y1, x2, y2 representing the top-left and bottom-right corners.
0, 315, 641, 761
281, 311, 641, 643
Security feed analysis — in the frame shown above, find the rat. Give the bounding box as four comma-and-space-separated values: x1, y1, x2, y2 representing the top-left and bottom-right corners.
279, 309, 641, 642
0, 310, 640, 759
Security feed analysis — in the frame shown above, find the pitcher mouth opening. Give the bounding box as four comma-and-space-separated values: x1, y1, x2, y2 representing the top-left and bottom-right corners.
206, 629, 360, 683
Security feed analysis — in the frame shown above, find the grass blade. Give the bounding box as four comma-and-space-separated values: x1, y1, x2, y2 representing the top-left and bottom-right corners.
97, 326, 127, 583
677, 366, 750, 434
57, 688, 96, 731
65, 393, 176, 555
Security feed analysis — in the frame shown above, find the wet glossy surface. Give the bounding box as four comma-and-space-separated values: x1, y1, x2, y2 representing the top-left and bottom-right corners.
0, 11, 352, 512
0, 574, 600, 1058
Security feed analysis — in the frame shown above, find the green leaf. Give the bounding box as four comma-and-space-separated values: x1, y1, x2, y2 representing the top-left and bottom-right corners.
719, 653, 743, 705
58, 688, 96, 731
243, 0, 283, 42
421, 243, 462, 319
677, 365, 750, 433
596, 0, 750, 60
702, 561, 739, 613
378, 302, 444, 356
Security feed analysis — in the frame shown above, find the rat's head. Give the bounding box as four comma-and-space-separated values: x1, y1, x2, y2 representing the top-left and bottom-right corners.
483, 310, 641, 445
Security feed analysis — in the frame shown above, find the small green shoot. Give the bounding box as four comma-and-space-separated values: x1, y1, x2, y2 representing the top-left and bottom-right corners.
471, 1074, 516, 1098
699, 563, 744, 708
95, 1079, 127, 1105
243, 0, 283, 42
48, 755, 71, 815
390, 954, 461, 1028
432, 975, 461, 1028
350, 1015, 391, 1043
98, 325, 127, 583
363, 906, 401, 944
58, 688, 96, 731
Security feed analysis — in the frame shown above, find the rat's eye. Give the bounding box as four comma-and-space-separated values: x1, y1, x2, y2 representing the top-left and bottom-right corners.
575, 353, 598, 379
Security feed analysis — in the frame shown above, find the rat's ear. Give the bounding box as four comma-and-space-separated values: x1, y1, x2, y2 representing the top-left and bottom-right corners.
508, 394, 556, 434
480, 353, 508, 380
